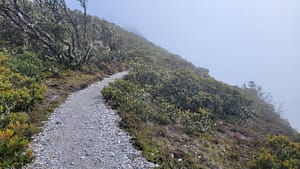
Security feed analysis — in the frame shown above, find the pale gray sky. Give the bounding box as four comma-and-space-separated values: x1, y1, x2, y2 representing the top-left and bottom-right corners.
67, 0, 300, 131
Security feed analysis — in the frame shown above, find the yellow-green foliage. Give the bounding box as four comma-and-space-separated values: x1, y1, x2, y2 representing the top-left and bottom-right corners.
0, 113, 33, 168
0, 53, 44, 167
8, 52, 44, 80
251, 135, 300, 169
0, 53, 45, 114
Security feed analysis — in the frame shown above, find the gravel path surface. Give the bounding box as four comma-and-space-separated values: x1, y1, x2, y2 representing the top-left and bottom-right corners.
25, 71, 154, 169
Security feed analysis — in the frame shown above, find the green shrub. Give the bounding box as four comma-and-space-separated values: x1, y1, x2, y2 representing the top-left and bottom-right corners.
8, 52, 44, 80
95, 51, 114, 63
0, 53, 45, 168
0, 113, 33, 168
251, 135, 300, 169
0, 54, 45, 114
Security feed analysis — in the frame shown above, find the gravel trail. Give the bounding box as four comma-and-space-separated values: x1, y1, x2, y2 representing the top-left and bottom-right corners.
25, 71, 154, 169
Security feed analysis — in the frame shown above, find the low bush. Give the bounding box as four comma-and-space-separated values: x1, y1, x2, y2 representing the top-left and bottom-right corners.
0, 113, 33, 168
251, 135, 300, 169
8, 52, 45, 80
0, 53, 44, 167
0, 53, 45, 114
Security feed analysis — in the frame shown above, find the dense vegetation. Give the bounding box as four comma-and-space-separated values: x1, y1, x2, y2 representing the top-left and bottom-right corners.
103, 56, 253, 134
102, 57, 250, 168
0, 0, 299, 168
0, 53, 44, 167
102, 57, 300, 168
251, 135, 300, 169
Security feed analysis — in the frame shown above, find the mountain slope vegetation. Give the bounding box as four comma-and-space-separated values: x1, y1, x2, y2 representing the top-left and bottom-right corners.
0, 0, 299, 168
102, 55, 300, 169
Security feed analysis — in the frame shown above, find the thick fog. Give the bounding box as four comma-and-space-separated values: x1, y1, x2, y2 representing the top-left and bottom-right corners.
67, 0, 300, 131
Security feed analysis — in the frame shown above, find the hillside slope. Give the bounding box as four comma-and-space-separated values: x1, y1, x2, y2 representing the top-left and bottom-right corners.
0, 1, 299, 168
102, 56, 300, 169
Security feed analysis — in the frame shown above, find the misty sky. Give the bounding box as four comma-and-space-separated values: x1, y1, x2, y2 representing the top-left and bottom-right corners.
66, 0, 300, 131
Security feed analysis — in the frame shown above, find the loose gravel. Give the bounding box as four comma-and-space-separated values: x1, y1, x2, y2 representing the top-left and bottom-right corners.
25, 71, 154, 169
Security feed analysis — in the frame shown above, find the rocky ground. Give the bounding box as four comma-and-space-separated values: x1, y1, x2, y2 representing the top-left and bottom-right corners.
25, 71, 154, 169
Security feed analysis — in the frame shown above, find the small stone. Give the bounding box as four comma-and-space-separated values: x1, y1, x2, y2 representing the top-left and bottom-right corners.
178, 158, 183, 162
70, 162, 74, 165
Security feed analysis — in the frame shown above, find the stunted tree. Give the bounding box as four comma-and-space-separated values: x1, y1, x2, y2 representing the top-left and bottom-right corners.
78, 0, 88, 38
0, 0, 96, 68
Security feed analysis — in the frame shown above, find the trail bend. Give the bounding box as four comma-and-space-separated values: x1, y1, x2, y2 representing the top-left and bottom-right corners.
25, 71, 153, 169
